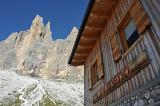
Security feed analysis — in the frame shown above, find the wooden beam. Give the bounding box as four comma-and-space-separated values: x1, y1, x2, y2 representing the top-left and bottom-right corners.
85, 25, 103, 31
91, 10, 111, 17
95, 0, 116, 4
83, 29, 99, 35
87, 23, 105, 29
90, 12, 108, 19
78, 45, 93, 49
76, 48, 92, 54
82, 33, 98, 38
79, 41, 96, 47
72, 59, 85, 63
81, 36, 97, 41
78, 44, 95, 50
74, 56, 87, 60
71, 61, 84, 66
95, 0, 107, 3
75, 53, 88, 57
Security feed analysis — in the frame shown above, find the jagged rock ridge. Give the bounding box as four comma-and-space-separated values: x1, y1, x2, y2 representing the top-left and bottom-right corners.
0, 15, 83, 81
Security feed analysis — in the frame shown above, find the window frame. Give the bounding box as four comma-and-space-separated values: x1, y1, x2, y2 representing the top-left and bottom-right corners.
117, 11, 139, 53
90, 54, 104, 88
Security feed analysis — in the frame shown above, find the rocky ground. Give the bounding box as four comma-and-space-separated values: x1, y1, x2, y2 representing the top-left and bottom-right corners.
0, 69, 84, 106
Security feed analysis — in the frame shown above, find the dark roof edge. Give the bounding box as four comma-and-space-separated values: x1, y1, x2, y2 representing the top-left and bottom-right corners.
68, 0, 95, 65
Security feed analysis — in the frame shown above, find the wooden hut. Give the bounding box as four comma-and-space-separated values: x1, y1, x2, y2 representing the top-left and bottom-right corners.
68, 0, 160, 105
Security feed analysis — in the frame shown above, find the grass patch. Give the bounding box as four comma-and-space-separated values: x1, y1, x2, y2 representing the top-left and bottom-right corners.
14, 93, 22, 106
0, 93, 22, 106
39, 95, 70, 106
39, 96, 56, 106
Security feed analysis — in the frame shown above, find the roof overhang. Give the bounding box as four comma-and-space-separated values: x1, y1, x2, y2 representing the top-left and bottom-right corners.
68, 0, 116, 66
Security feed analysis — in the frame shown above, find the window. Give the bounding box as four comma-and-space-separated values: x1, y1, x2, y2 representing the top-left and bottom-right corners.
112, 0, 149, 60
90, 56, 104, 87
117, 11, 140, 52
124, 20, 139, 47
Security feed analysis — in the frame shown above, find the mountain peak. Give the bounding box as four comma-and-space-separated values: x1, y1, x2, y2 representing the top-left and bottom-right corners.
45, 21, 51, 29
67, 27, 78, 40
45, 21, 52, 37
32, 15, 44, 26
29, 15, 52, 40
70, 26, 78, 34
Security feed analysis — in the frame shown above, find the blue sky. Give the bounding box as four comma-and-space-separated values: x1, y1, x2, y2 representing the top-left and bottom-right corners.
0, 0, 88, 41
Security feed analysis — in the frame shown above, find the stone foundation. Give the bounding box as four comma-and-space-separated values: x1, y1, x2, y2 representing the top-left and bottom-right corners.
118, 83, 160, 106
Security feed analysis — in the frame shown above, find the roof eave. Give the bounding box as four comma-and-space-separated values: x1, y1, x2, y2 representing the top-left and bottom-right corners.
68, 0, 95, 65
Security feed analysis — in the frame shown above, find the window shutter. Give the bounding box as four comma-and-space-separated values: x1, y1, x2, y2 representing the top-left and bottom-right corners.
110, 32, 122, 61
130, 0, 149, 34
97, 56, 104, 79
88, 68, 92, 90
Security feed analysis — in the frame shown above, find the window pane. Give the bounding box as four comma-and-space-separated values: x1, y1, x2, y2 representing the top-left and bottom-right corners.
124, 20, 137, 40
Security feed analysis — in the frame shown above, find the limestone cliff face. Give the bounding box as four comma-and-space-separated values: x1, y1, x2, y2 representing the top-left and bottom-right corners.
0, 15, 83, 81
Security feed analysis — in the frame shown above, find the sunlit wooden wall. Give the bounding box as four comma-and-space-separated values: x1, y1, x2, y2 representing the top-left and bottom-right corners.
84, 0, 160, 105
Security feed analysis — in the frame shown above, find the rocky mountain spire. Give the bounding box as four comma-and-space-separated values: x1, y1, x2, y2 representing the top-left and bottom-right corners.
70, 27, 78, 34
0, 15, 83, 81
67, 26, 78, 40
45, 21, 52, 37
0, 15, 84, 106
32, 15, 44, 27
29, 15, 52, 40
45, 21, 51, 30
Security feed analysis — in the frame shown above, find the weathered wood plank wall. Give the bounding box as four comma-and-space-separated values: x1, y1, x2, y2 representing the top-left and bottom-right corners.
140, 0, 160, 39
84, 0, 160, 105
